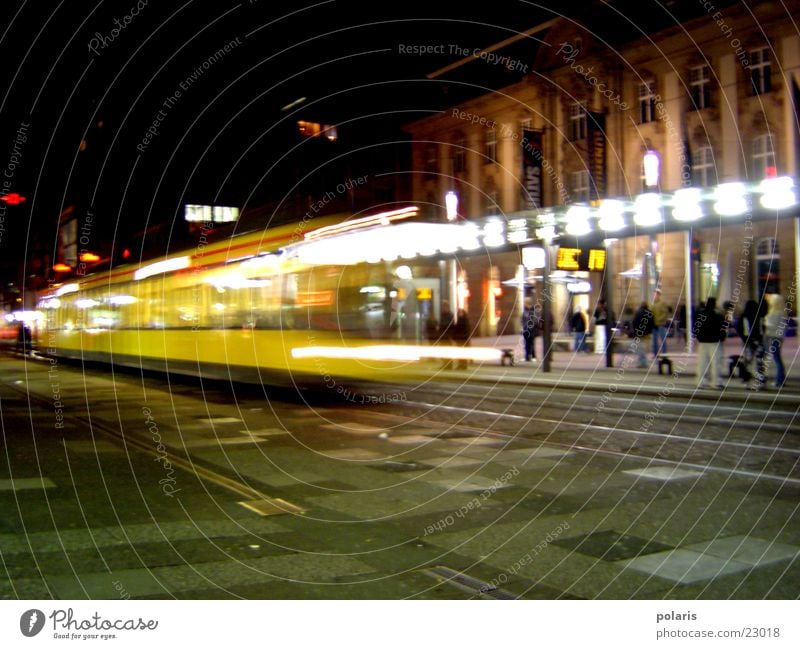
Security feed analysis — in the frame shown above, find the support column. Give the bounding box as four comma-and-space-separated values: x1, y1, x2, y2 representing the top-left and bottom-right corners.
719, 54, 740, 182
782, 36, 799, 178
684, 230, 694, 353
605, 238, 614, 368
542, 242, 552, 373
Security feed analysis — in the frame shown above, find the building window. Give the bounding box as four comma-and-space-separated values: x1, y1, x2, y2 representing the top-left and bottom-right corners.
689, 65, 712, 110
756, 237, 780, 296
752, 133, 777, 179
483, 180, 500, 214
520, 118, 533, 131
639, 80, 657, 123
749, 47, 772, 95
424, 143, 437, 178
570, 170, 590, 203
484, 128, 497, 163
692, 146, 717, 187
453, 135, 466, 173
569, 102, 587, 141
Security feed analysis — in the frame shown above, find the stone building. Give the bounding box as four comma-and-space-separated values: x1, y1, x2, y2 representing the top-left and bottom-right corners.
405, 0, 799, 339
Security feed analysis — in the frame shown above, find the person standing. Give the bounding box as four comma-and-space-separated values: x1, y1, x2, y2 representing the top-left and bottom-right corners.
735, 299, 765, 383
571, 305, 589, 353
521, 297, 537, 361
438, 301, 455, 369
593, 299, 610, 354
763, 293, 787, 388
693, 297, 726, 389
631, 301, 654, 368
651, 289, 669, 359
452, 308, 471, 370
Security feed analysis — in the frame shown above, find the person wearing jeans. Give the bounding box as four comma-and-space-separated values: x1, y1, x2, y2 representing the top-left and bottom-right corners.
571, 306, 588, 352
651, 289, 669, 358
763, 293, 787, 388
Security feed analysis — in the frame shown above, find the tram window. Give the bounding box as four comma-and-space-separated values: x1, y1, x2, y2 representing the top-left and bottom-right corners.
286, 264, 391, 334
137, 279, 166, 328
174, 286, 200, 327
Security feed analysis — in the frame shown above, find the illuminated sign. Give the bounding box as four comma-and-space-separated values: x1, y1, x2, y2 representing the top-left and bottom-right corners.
556, 248, 581, 271
184, 205, 240, 223
556, 247, 606, 272
566, 281, 592, 293
587, 249, 606, 272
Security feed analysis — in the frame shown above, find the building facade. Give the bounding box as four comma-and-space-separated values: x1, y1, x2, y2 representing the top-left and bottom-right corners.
406, 0, 800, 339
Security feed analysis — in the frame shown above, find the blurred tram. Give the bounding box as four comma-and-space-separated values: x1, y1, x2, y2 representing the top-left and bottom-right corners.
35, 207, 500, 387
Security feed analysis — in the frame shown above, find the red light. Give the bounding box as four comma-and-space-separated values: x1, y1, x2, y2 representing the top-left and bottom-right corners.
122, 248, 131, 259
52, 263, 72, 272
80, 252, 101, 263
0, 193, 26, 205
766, 166, 778, 179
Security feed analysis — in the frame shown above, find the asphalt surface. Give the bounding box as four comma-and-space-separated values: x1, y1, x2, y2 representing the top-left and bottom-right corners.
0, 343, 798, 599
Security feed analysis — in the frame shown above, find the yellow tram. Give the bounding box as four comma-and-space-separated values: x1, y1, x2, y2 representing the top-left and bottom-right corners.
37, 207, 501, 387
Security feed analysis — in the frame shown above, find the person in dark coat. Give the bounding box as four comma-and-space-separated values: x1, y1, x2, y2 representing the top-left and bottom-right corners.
452, 308, 470, 369
521, 297, 537, 361
693, 297, 726, 389
571, 305, 589, 353
438, 301, 455, 368
735, 299, 765, 382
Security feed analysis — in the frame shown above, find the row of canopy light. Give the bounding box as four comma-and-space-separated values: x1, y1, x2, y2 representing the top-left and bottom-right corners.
552, 176, 796, 238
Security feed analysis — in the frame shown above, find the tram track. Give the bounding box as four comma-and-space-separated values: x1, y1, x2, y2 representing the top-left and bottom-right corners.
325, 383, 800, 485
399, 382, 799, 437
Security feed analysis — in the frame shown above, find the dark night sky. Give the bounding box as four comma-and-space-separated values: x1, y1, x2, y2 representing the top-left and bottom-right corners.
0, 0, 725, 289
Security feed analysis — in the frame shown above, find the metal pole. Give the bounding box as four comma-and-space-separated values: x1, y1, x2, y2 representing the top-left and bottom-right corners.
684, 230, 694, 353
605, 239, 614, 368
542, 242, 552, 373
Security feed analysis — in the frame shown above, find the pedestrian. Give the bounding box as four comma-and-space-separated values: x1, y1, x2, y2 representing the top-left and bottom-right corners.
693, 296, 726, 389
452, 308, 471, 369
15, 321, 25, 355
651, 289, 669, 358
439, 301, 455, 369
676, 303, 687, 341
425, 312, 439, 344
571, 305, 589, 353
763, 293, 787, 388
593, 299, 611, 354
631, 301, 654, 367
521, 297, 537, 361
734, 299, 765, 383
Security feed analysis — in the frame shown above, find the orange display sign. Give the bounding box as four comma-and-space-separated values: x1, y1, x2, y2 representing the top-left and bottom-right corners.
556, 247, 606, 272
556, 248, 582, 271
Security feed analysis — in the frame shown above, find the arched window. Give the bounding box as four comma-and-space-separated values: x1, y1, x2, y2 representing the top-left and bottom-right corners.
692, 146, 717, 186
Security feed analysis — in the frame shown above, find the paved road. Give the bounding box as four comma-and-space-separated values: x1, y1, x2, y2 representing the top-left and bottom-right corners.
1, 351, 798, 599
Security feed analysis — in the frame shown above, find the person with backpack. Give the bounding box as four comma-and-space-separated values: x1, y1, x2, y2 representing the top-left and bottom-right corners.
571, 305, 589, 353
